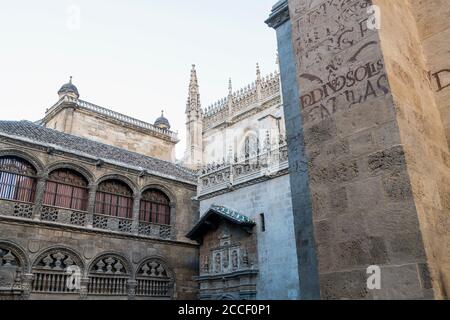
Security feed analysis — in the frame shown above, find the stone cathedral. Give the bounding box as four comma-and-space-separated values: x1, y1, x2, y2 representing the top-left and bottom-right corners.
0, 0, 449, 300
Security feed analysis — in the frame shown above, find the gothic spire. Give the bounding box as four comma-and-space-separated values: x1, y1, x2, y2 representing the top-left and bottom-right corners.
186, 64, 201, 113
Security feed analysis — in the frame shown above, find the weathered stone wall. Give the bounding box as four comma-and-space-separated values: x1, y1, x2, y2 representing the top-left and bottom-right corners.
408, 0, 450, 148
285, 0, 447, 299
45, 108, 176, 162
0, 136, 200, 299
199, 174, 300, 299
0, 220, 198, 300
373, 0, 450, 298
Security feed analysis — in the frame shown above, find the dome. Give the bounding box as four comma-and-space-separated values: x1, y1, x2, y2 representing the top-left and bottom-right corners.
154, 110, 171, 130
58, 76, 79, 98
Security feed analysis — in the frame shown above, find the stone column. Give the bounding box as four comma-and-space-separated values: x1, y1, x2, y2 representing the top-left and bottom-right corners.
79, 277, 90, 300
21, 273, 34, 300
86, 184, 97, 228
127, 280, 137, 300
267, 0, 450, 299
32, 175, 47, 221
131, 194, 141, 235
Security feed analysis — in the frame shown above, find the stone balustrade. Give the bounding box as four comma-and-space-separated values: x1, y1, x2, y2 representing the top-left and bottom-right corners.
0, 199, 175, 241
198, 143, 289, 197
46, 96, 179, 141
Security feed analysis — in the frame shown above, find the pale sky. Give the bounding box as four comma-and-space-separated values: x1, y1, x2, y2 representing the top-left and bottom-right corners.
0, 0, 278, 159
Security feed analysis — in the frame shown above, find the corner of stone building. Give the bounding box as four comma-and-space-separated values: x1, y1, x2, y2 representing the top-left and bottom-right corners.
281, 0, 449, 300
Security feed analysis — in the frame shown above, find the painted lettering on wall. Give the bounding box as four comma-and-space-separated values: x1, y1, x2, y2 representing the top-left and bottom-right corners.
300, 59, 389, 122
431, 69, 450, 92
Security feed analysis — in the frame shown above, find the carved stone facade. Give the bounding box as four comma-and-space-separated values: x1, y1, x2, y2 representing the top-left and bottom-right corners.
181, 48, 299, 300
41, 96, 178, 162
187, 206, 258, 300
0, 120, 199, 300
268, 0, 450, 299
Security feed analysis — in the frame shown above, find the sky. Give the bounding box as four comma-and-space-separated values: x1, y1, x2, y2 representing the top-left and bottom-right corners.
0, 0, 279, 159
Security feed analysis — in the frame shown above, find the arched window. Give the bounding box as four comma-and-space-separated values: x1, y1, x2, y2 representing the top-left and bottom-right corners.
0, 156, 37, 203
43, 169, 89, 211
95, 180, 133, 219
140, 189, 171, 225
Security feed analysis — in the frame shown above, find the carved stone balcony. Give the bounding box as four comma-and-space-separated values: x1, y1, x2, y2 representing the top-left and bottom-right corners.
0, 199, 175, 241
198, 143, 289, 197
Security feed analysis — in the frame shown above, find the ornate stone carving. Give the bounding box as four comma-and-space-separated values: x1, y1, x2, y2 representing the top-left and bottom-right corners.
135, 258, 173, 297
97, 180, 132, 197
92, 256, 125, 274
0, 156, 37, 176
48, 169, 88, 187
13, 203, 34, 219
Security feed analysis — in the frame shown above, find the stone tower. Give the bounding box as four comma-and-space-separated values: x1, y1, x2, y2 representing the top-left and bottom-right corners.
267, 0, 450, 300
185, 64, 203, 169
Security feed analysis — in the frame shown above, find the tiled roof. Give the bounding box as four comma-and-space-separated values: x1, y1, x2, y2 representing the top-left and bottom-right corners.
186, 205, 256, 241
209, 205, 256, 225
0, 120, 196, 184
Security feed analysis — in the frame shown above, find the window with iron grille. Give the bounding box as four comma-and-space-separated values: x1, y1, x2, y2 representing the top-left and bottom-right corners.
43, 169, 89, 211
139, 189, 171, 225
94, 180, 133, 219
0, 156, 37, 203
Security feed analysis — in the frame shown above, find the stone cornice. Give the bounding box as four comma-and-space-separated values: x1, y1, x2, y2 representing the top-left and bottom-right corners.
42, 96, 179, 143
265, 0, 290, 29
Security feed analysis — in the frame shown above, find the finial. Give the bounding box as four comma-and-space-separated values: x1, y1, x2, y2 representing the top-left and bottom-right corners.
228, 78, 233, 95
69, 76, 73, 84
161, 110, 164, 117
256, 63, 261, 80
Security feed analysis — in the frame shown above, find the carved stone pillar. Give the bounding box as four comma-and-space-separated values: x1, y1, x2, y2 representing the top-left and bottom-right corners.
132, 194, 141, 235
86, 184, 97, 228
127, 280, 137, 300
21, 273, 34, 300
79, 277, 90, 300
32, 175, 47, 220
169, 203, 176, 239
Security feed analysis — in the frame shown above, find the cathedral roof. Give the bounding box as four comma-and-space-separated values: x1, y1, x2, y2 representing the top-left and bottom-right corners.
186, 205, 256, 241
0, 120, 196, 184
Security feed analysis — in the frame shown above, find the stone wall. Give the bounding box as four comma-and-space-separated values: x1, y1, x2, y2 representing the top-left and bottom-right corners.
45, 108, 176, 162
373, 0, 450, 298
0, 136, 199, 300
0, 220, 198, 300
199, 174, 300, 300
202, 100, 285, 165
0, 139, 198, 243
408, 0, 450, 148
282, 0, 448, 299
